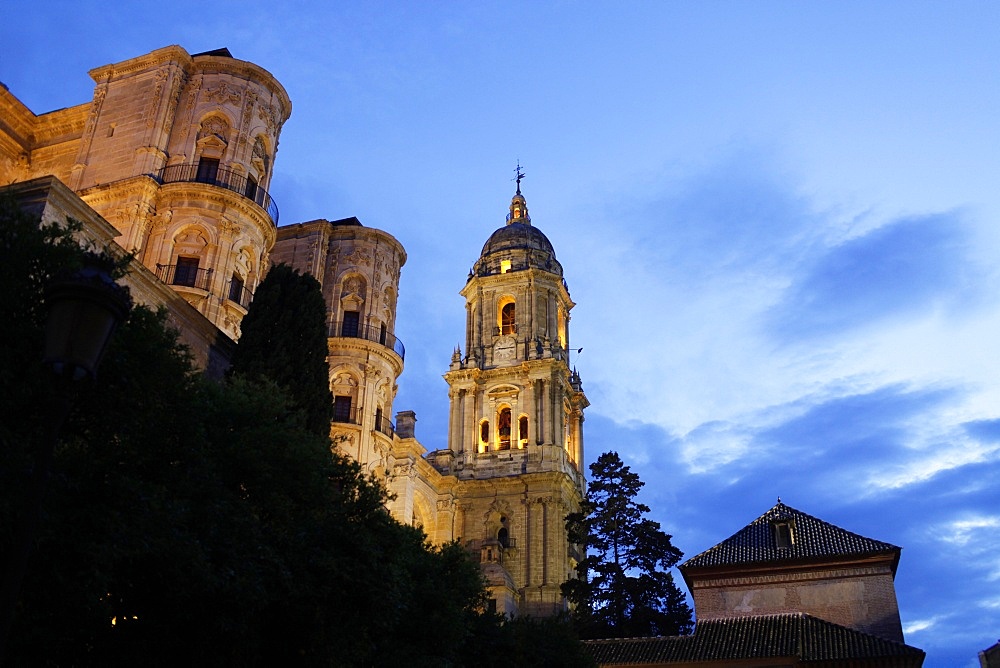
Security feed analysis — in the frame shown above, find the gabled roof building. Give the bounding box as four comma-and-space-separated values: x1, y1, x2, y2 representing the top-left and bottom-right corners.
681, 500, 905, 643
586, 501, 924, 667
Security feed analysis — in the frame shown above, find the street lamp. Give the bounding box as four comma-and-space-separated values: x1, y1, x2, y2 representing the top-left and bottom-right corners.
42, 256, 133, 380
0, 253, 132, 661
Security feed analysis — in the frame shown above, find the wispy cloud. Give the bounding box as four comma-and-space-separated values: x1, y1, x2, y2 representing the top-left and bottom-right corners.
903, 616, 941, 635
768, 212, 976, 340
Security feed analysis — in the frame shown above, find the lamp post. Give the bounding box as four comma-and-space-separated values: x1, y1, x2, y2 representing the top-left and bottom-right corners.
0, 254, 131, 662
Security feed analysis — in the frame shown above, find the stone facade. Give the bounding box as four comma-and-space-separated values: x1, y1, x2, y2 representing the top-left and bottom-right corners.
271, 217, 406, 481
680, 501, 909, 644
1, 46, 290, 341
271, 192, 588, 617
2, 45, 583, 618
687, 561, 904, 642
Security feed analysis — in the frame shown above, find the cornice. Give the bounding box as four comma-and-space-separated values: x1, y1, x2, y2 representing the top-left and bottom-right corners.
0, 87, 38, 144
684, 552, 899, 586
191, 58, 291, 123
455, 469, 575, 495
32, 104, 88, 145
461, 268, 572, 303
328, 224, 407, 262
89, 45, 192, 83
327, 337, 404, 376
155, 182, 276, 242
88, 45, 291, 124
445, 357, 572, 384
689, 563, 897, 591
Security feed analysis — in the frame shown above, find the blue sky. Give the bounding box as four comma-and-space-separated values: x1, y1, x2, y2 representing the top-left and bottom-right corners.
3, 2, 1000, 664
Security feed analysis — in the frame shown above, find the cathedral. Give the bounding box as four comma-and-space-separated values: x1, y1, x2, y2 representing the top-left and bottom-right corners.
0, 44, 585, 617
2, 44, 925, 662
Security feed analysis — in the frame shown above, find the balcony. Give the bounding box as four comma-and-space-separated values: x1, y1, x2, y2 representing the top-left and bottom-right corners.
157, 163, 279, 225
468, 537, 517, 565
374, 413, 396, 438
155, 263, 213, 291
332, 406, 360, 426
329, 320, 405, 361
226, 279, 253, 309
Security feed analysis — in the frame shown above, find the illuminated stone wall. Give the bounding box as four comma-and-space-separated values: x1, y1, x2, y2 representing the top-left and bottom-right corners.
688, 560, 905, 643
1, 46, 291, 340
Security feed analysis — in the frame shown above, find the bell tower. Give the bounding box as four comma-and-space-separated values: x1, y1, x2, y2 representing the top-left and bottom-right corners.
443, 177, 588, 616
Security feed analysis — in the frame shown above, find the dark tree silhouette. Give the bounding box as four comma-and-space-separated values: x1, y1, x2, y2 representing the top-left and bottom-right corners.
563, 451, 693, 638
228, 263, 332, 435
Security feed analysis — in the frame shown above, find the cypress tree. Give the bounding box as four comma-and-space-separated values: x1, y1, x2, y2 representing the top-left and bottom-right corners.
228, 263, 332, 435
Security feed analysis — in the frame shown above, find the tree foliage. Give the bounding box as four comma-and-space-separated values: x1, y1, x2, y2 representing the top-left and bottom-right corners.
0, 199, 491, 664
1, 197, 598, 664
563, 451, 693, 639
228, 262, 332, 435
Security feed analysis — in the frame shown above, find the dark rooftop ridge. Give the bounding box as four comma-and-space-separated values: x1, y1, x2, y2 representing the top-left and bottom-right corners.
584, 613, 925, 665
192, 48, 234, 58
680, 501, 900, 572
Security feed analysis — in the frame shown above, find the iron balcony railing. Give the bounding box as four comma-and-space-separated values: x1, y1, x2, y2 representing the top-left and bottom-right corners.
157, 163, 279, 224
329, 320, 405, 360
332, 406, 360, 426
155, 263, 213, 291
374, 413, 395, 438
467, 537, 517, 565
226, 280, 253, 309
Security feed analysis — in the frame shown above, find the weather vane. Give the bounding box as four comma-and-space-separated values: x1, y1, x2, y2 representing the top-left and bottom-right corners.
513, 161, 525, 195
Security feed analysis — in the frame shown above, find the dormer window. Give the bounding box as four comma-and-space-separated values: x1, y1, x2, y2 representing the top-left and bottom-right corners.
773, 520, 794, 549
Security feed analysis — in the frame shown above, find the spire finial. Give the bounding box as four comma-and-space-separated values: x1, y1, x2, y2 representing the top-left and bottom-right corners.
506, 162, 531, 225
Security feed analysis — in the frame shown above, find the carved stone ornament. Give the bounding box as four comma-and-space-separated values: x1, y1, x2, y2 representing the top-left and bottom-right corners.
344, 276, 362, 295
152, 209, 172, 231
240, 91, 258, 137
257, 102, 280, 132
205, 81, 242, 105
219, 217, 240, 237
145, 69, 168, 128
198, 116, 230, 143
346, 248, 372, 266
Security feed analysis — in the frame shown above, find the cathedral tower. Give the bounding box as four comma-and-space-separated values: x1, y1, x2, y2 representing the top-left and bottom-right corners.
442, 181, 588, 616
271, 218, 407, 480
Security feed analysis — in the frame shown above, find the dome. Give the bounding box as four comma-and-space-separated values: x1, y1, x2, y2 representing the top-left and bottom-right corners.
471, 189, 563, 278
480, 221, 556, 257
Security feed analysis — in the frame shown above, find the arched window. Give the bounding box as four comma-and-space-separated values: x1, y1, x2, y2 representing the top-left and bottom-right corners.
500, 302, 516, 335
498, 527, 509, 549
227, 272, 245, 305
498, 407, 512, 450
480, 420, 490, 452
518, 415, 529, 447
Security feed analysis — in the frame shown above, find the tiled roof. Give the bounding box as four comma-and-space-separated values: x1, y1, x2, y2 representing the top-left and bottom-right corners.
584, 613, 925, 665
680, 501, 899, 571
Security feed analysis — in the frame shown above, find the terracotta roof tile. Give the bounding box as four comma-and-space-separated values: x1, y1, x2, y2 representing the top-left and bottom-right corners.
680, 501, 899, 571
584, 613, 925, 665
